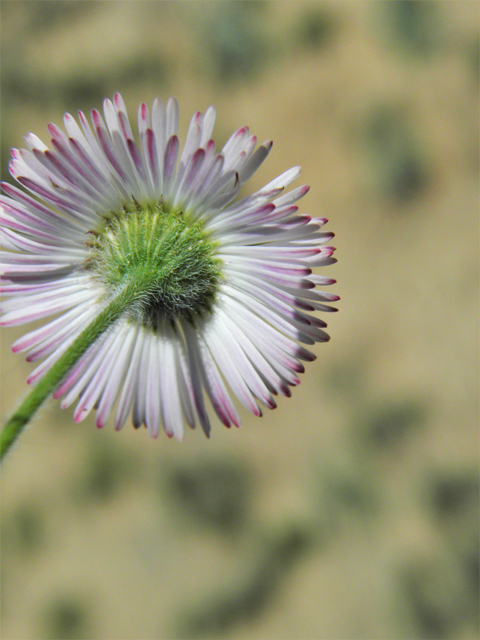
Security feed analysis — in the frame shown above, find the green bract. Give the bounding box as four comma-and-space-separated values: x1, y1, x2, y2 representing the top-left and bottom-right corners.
89, 203, 222, 325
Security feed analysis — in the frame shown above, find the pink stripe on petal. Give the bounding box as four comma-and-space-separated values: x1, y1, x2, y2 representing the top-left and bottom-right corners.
15, 177, 93, 224
145, 128, 160, 185
116, 107, 134, 142
138, 102, 150, 130
163, 135, 179, 198
67, 138, 111, 188
93, 117, 128, 183
174, 148, 205, 204
184, 154, 224, 212
1, 184, 77, 229
54, 358, 90, 401
127, 138, 148, 186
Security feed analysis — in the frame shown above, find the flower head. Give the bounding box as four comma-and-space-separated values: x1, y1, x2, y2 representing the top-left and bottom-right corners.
0, 93, 338, 440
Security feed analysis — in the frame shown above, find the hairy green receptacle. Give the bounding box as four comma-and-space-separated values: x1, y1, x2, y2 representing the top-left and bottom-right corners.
89, 203, 222, 326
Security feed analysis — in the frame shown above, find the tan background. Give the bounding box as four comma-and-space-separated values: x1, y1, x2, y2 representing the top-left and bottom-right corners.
1, 2, 478, 639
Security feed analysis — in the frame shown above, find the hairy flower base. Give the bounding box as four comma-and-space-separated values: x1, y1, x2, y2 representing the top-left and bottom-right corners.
89, 202, 221, 326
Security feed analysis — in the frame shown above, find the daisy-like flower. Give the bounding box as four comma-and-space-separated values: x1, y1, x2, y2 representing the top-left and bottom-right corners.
0, 93, 338, 442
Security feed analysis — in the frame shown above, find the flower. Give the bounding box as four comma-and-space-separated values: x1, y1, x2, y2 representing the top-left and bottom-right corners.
0, 93, 338, 440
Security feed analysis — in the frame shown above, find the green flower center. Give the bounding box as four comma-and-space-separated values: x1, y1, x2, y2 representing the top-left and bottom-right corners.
89, 203, 222, 326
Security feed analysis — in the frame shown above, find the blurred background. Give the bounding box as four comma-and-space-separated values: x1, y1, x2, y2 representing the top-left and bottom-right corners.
0, 2, 478, 639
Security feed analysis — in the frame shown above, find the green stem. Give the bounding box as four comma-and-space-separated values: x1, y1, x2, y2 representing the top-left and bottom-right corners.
1, 278, 142, 462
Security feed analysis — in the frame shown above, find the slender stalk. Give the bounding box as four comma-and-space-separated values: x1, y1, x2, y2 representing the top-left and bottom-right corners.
0, 278, 142, 462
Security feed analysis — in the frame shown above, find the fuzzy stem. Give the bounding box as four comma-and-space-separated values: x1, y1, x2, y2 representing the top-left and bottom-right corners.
0, 277, 143, 462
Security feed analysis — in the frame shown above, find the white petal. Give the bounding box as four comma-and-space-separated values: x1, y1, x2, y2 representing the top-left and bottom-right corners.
159, 333, 185, 440
145, 331, 161, 438
201, 316, 262, 416
132, 329, 152, 429
114, 325, 145, 430
73, 327, 127, 422
96, 324, 138, 428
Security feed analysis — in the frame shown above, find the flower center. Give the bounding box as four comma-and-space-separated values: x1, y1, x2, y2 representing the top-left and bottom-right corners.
89, 203, 221, 326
